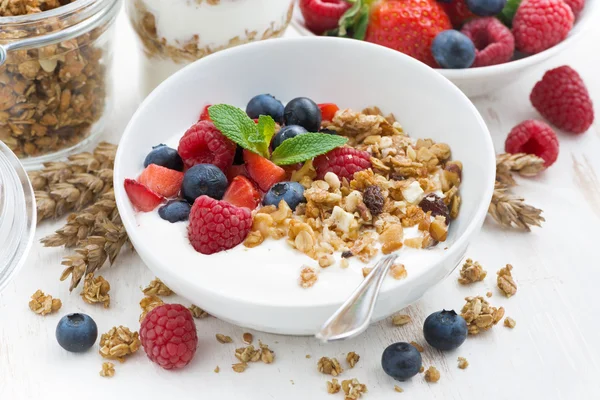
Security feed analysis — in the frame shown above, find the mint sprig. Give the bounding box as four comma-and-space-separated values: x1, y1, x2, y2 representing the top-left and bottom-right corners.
271, 133, 348, 165
208, 104, 269, 158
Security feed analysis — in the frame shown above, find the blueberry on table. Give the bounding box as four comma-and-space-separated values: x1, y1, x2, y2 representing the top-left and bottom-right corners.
158, 200, 192, 223
263, 181, 306, 211
466, 0, 508, 16
432, 30, 476, 69
423, 310, 468, 351
56, 313, 98, 353
144, 144, 184, 171
284, 97, 322, 132
271, 125, 308, 150
246, 94, 285, 124
181, 164, 228, 203
381, 342, 422, 381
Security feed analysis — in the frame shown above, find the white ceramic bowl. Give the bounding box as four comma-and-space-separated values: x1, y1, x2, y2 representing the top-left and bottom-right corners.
114, 37, 495, 335
292, 0, 599, 98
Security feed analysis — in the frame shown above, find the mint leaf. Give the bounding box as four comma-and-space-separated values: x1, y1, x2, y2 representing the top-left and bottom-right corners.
497, 0, 522, 27
255, 115, 276, 157
270, 133, 348, 165
208, 104, 268, 157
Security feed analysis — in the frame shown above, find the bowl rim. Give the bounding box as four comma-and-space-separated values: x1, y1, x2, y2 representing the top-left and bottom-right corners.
114, 37, 496, 309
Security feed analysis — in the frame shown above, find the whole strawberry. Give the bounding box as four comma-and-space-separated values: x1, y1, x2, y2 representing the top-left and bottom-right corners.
365, 0, 452, 67
530, 66, 594, 134
300, 0, 352, 35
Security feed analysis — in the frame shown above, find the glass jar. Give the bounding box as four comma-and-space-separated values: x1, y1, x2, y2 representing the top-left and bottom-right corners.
0, 0, 122, 169
126, 0, 294, 96
0, 140, 35, 293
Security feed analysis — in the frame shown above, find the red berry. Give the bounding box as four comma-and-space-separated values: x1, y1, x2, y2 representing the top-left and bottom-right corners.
188, 195, 252, 255
124, 178, 163, 212
461, 17, 515, 67
365, 0, 452, 67
223, 176, 261, 210
299, 0, 352, 35
178, 120, 236, 171
318, 103, 340, 122
140, 304, 198, 370
313, 147, 372, 180
512, 0, 574, 54
243, 150, 286, 192
226, 164, 249, 183
441, 0, 476, 28
564, 0, 585, 18
198, 104, 212, 121
530, 66, 594, 134
505, 120, 559, 167
138, 164, 184, 198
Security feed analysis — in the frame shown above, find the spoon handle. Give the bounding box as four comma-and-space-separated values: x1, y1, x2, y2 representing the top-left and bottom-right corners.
315, 254, 399, 342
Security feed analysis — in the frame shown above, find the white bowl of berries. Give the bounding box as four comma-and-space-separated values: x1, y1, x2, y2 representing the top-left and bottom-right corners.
114, 37, 495, 335
294, 0, 599, 98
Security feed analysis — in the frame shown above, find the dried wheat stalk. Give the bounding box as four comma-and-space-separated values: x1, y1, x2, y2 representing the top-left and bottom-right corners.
495, 153, 546, 187
488, 182, 545, 231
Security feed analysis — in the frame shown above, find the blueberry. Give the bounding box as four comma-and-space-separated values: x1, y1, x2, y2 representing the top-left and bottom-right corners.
423, 310, 468, 351
144, 144, 184, 171
246, 94, 284, 124
158, 200, 191, 222
381, 342, 422, 381
320, 128, 338, 135
466, 0, 507, 16
263, 181, 306, 210
56, 313, 98, 353
181, 164, 228, 203
284, 97, 322, 132
272, 125, 308, 150
432, 30, 476, 69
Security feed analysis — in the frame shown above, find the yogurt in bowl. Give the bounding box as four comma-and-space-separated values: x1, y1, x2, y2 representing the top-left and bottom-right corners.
114, 37, 495, 335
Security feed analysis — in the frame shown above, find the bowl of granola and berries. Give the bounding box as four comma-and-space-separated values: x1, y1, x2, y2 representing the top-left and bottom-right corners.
114, 37, 495, 334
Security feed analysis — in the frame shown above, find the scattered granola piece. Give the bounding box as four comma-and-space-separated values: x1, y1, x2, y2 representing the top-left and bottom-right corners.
362, 267, 372, 277
81, 273, 110, 308
235, 345, 261, 363
242, 332, 253, 345
460, 296, 505, 335
486, 291, 493, 298
259, 341, 275, 364
99, 326, 141, 362
410, 341, 424, 352
189, 304, 209, 318
341, 378, 368, 399
504, 317, 516, 329
100, 362, 115, 378
380, 224, 404, 254
458, 259, 487, 285
457, 357, 469, 369
340, 258, 350, 268
232, 362, 248, 373
424, 366, 440, 383
497, 264, 517, 297
394, 385, 403, 393
419, 366, 425, 373
214, 366, 220, 373
142, 278, 174, 296
318, 357, 344, 376
392, 314, 411, 326
389, 263, 407, 280
28, 290, 62, 316
139, 295, 164, 322
299, 266, 318, 288
346, 352, 360, 368
216, 334, 233, 344
327, 378, 341, 394
306, 354, 312, 359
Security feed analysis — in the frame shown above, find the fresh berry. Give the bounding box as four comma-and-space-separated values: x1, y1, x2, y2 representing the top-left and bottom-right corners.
363, 185, 384, 216
199, 104, 212, 121
140, 304, 198, 370
263, 181, 306, 211
243, 150, 286, 191
188, 195, 252, 254
138, 164, 184, 198
564, 0, 584, 18
283, 97, 322, 132
56, 313, 98, 353
246, 94, 285, 124
313, 147, 372, 180
223, 176, 262, 210
158, 200, 191, 223
124, 179, 163, 212
461, 17, 515, 67
178, 120, 237, 171
381, 342, 422, 381
272, 125, 308, 150
512, 0, 574, 54
318, 103, 340, 122
441, 0, 477, 27
505, 120, 559, 166
144, 144, 184, 171
432, 30, 476, 69
226, 164, 249, 182
299, 0, 352, 35
530, 66, 594, 134
419, 194, 450, 221
365, 0, 452, 67
181, 164, 228, 203
423, 310, 468, 351
466, 0, 507, 16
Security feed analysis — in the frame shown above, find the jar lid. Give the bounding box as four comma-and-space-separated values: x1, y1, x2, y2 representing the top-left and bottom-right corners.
0, 141, 36, 293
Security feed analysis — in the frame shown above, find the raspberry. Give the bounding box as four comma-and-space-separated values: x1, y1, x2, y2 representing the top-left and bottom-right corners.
564, 0, 585, 18
140, 304, 198, 370
178, 121, 236, 171
530, 66, 594, 134
362, 185, 384, 216
505, 120, 559, 167
441, 0, 477, 28
188, 195, 252, 255
512, 0, 574, 54
461, 18, 514, 67
313, 147, 372, 181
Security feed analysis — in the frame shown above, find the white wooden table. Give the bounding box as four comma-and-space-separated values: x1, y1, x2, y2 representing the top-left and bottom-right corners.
2, 10, 600, 400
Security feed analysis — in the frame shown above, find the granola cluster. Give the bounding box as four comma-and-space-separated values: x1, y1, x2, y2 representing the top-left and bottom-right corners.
99, 326, 141, 362
80, 273, 110, 308
460, 296, 505, 335
231, 341, 275, 372
458, 259, 487, 284
28, 289, 61, 315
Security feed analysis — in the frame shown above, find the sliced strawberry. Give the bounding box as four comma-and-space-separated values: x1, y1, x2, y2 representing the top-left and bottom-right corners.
199, 104, 212, 121
223, 176, 262, 210
318, 103, 340, 122
138, 164, 184, 198
243, 150, 286, 192
226, 164, 249, 183
124, 179, 163, 212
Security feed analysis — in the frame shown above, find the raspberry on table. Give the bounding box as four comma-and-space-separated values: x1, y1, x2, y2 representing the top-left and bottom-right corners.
140, 304, 198, 370
530, 66, 594, 134
512, 0, 574, 54
313, 147, 372, 181
461, 17, 514, 67
178, 120, 236, 171
505, 120, 559, 167
188, 195, 252, 255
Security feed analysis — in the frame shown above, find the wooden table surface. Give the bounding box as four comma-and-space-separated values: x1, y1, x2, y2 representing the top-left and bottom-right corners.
2, 9, 600, 400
